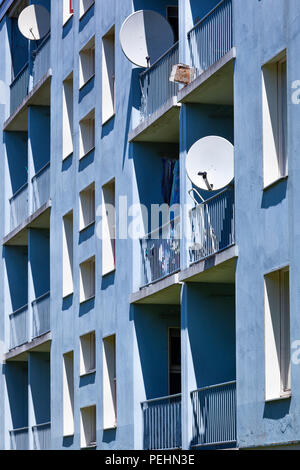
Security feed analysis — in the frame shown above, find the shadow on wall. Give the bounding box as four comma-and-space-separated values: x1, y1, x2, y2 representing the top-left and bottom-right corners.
182, 283, 236, 390
133, 304, 180, 400
102, 428, 117, 444
101, 271, 115, 290
132, 141, 179, 231
4, 362, 28, 430
122, 68, 143, 169
79, 2, 95, 32
263, 398, 291, 420
261, 179, 287, 209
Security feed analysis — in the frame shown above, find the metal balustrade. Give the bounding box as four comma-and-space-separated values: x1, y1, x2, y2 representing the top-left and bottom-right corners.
191, 381, 236, 448
189, 186, 234, 264
10, 304, 28, 349
142, 394, 181, 450
188, 0, 233, 77
139, 42, 179, 119
32, 34, 51, 87
10, 427, 29, 450
32, 162, 50, 213
33, 422, 51, 450
9, 183, 28, 231
10, 63, 29, 114
140, 218, 180, 287
32, 292, 50, 339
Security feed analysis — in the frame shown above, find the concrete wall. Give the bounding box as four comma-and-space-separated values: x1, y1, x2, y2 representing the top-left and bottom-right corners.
234, 0, 300, 448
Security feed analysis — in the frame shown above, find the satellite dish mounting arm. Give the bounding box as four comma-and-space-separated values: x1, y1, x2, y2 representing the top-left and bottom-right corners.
198, 172, 213, 191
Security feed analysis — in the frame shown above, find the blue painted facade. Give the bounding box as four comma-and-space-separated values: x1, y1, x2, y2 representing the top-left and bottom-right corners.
0, 0, 299, 451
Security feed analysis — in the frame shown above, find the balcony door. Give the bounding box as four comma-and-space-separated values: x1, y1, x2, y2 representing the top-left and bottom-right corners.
169, 328, 181, 395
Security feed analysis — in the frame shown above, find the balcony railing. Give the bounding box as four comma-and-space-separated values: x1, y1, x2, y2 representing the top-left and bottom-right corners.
10, 63, 29, 114
32, 34, 51, 87
141, 394, 181, 450
32, 291, 50, 339
191, 381, 236, 448
9, 34, 50, 116
10, 304, 28, 349
140, 217, 180, 287
32, 162, 50, 213
10, 427, 29, 450
33, 422, 51, 450
189, 186, 234, 264
188, 0, 233, 78
9, 182, 28, 231
140, 42, 179, 119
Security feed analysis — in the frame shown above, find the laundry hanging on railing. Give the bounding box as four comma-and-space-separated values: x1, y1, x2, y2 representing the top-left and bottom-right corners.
161, 158, 180, 206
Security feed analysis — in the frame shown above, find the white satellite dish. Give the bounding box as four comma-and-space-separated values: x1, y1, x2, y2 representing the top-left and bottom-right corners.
18, 5, 50, 41
120, 10, 174, 67
186, 136, 234, 191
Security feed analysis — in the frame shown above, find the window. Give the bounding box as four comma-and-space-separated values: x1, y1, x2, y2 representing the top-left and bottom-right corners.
169, 328, 181, 395
166, 6, 179, 42
80, 331, 96, 375
62, 74, 73, 160
80, 405, 96, 448
265, 267, 290, 400
102, 180, 116, 276
63, 0, 73, 24
80, 256, 95, 302
79, 0, 94, 18
62, 211, 74, 298
79, 36, 95, 88
262, 54, 287, 187
79, 109, 95, 159
63, 351, 74, 436
103, 335, 116, 429
102, 27, 115, 124
79, 183, 95, 231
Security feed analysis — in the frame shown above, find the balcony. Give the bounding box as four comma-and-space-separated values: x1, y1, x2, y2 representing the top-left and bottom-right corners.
9, 183, 28, 232
189, 186, 235, 265
32, 34, 51, 88
178, 0, 234, 105
32, 422, 51, 450
9, 304, 28, 350
191, 381, 236, 449
32, 292, 50, 339
140, 42, 179, 120
32, 162, 50, 213
7, 34, 51, 129
141, 394, 181, 450
188, 0, 232, 78
130, 43, 180, 143
140, 218, 180, 287
9, 427, 29, 451
10, 64, 29, 115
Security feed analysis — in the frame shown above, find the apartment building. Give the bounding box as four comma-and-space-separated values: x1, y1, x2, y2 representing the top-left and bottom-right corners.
0, 0, 299, 451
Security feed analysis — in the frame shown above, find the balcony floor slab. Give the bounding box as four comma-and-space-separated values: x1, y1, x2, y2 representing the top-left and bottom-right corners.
129, 97, 180, 143
4, 71, 52, 132
4, 332, 51, 362
177, 48, 236, 106
3, 201, 51, 246
130, 273, 181, 305
179, 245, 238, 284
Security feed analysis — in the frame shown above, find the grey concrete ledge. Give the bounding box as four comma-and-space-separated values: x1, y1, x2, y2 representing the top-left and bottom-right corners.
179, 245, 238, 283
3, 69, 52, 131
3, 200, 51, 245
4, 331, 51, 362
129, 96, 178, 142
130, 272, 181, 305
177, 48, 236, 103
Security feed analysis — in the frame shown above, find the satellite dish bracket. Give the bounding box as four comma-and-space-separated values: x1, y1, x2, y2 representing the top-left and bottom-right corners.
198, 172, 214, 191
188, 188, 205, 205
